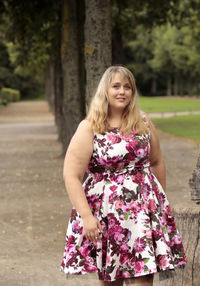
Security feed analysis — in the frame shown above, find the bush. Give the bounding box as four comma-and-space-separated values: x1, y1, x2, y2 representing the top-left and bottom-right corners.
0, 90, 8, 105
1, 87, 21, 103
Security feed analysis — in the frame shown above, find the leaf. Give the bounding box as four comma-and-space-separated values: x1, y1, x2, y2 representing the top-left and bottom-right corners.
144, 265, 149, 272
143, 258, 150, 263
123, 211, 131, 220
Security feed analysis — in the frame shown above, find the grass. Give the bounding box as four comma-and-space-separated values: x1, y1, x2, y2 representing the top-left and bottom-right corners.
152, 114, 200, 143
138, 96, 200, 113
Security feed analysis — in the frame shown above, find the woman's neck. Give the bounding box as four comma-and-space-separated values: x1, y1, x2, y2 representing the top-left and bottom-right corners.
108, 114, 123, 128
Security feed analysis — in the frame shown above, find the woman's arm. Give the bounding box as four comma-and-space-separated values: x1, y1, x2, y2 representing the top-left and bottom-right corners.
63, 119, 102, 241
149, 120, 166, 192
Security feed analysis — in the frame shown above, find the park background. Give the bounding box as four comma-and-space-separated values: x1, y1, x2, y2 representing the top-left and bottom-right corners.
0, 0, 200, 286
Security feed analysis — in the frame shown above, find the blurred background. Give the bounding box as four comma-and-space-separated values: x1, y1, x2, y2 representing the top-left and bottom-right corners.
0, 1, 200, 285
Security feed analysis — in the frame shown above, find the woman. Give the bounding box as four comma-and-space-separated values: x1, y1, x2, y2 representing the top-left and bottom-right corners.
60, 66, 187, 286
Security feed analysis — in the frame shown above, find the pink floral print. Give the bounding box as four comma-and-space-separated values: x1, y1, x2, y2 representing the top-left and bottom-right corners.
60, 123, 187, 282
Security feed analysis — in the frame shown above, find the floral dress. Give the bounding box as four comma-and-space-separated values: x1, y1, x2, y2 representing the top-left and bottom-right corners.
60, 122, 187, 282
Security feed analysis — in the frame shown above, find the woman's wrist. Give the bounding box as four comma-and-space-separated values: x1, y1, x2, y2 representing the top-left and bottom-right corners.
81, 211, 93, 220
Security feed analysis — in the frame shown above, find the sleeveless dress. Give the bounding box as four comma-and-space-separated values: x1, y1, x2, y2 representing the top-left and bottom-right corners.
60, 121, 187, 282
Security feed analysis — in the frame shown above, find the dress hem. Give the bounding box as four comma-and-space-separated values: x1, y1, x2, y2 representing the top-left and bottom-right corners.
60, 261, 187, 282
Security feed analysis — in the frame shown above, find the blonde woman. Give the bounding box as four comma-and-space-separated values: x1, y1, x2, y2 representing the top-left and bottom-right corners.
60, 66, 187, 286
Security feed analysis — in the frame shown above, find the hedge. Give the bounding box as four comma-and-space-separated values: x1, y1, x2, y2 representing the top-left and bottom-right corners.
0, 87, 21, 105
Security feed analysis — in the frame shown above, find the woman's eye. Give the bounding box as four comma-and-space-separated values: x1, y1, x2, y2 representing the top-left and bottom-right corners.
112, 84, 131, 89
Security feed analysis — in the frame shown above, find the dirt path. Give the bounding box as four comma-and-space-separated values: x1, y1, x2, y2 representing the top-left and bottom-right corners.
148, 110, 200, 118
0, 101, 199, 286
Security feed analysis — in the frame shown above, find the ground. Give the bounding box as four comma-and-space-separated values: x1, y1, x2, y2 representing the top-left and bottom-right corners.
0, 101, 199, 286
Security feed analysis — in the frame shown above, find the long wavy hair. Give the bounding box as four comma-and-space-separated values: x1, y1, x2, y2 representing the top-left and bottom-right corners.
87, 66, 149, 135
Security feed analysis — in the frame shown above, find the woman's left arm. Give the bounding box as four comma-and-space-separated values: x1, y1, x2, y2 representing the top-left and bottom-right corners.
149, 119, 166, 192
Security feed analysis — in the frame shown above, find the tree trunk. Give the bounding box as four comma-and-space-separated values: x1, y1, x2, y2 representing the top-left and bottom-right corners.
84, 0, 112, 106
158, 203, 200, 286
45, 58, 55, 113
167, 74, 171, 96
54, 1, 63, 142
187, 80, 192, 96
179, 74, 183, 96
61, 0, 85, 154
151, 77, 157, 95
112, 24, 124, 65
174, 73, 178, 96
54, 58, 63, 142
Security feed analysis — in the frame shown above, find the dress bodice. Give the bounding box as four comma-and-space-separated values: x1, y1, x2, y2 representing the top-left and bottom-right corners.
87, 128, 151, 176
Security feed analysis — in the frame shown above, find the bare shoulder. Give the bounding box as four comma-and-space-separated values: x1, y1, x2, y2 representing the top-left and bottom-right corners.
64, 119, 94, 179
69, 119, 94, 148
76, 119, 93, 134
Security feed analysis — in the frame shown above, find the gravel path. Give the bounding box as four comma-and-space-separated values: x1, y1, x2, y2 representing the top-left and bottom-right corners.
148, 110, 200, 118
0, 101, 199, 286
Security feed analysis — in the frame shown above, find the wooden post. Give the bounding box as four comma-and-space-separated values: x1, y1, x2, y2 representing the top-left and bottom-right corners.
157, 154, 200, 285
189, 154, 200, 204
157, 203, 200, 286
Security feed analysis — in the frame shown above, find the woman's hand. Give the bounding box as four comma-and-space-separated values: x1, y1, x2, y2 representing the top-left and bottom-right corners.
83, 214, 103, 242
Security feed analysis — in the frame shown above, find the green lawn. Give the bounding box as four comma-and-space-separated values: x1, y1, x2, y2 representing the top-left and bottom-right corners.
139, 96, 200, 113
152, 114, 200, 143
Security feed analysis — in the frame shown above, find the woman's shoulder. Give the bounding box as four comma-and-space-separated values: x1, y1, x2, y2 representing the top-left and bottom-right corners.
76, 119, 93, 135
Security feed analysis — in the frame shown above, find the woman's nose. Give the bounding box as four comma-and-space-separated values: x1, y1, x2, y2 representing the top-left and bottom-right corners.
119, 86, 125, 94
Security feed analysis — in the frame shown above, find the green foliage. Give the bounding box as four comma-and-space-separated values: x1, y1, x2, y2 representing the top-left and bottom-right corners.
0, 0, 60, 100
115, 0, 200, 96
152, 115, 200, 143
1, 87, 20, 102
125, 26, 154, 85
111, 0, 179, 36
0, 40, 17, 89
0, 41, 10, 67
0, 90, 7, 105
124, 3, 200, 96
149, 23, 200, 76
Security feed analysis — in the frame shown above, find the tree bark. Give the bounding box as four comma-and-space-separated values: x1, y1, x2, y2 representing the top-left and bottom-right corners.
167, 74, 171, 96
54, 56, 63, 142
179, 74, 183, 96
158, 203, 200, 286
174, 73, 178, 96
54, 2, 63, 142
151, 77, 157, 95
112, 24, 124, 65
61, 0, 85, 154
187, 80, 192, 96
45, 58, 55, 113
84, 0, 112, 106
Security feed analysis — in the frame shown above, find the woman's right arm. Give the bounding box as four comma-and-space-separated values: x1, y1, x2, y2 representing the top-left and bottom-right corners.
63, 119, 102, 241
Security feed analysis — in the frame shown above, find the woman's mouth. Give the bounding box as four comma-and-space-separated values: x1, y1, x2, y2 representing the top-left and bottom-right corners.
117, 97, 126, 102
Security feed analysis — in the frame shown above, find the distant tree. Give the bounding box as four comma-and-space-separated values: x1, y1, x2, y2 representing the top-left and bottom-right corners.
0, 1, 52, 98
0, 41, 13, 88
111, 0, 180, 64
124, 26, 156, 95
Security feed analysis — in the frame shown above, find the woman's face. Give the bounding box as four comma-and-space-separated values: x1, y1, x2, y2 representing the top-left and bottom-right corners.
107, 72, 133, 112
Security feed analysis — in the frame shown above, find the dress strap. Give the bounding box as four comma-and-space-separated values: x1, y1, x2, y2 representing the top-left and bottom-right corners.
141, 111, 151, 132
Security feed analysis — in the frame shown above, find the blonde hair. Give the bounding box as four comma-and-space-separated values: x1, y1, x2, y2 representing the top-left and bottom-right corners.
87, 66, 149, 135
